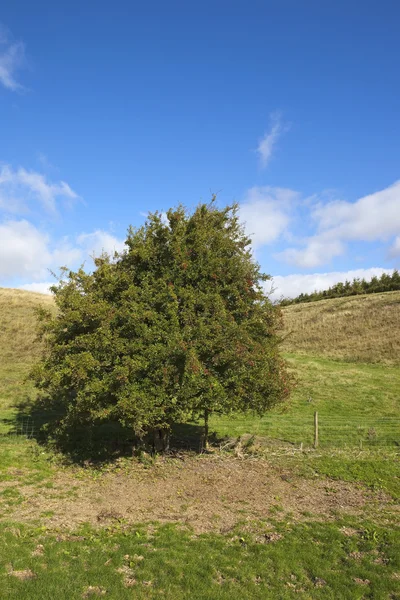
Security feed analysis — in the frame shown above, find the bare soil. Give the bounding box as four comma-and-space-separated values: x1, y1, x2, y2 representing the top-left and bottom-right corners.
1, 455, 396, 532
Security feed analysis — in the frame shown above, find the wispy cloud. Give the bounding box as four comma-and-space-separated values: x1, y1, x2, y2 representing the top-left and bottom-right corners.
37, 152, 57, 172
389, 236, 400, 259
256, 111, 286, 168
0, 165, 79, 214
0, 25, 26, 91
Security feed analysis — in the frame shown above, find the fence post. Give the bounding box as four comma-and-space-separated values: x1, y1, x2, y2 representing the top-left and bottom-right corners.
314, 411, 319, 448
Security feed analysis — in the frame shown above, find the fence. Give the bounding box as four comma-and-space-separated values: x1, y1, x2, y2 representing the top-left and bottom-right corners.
248, 412, 400, 449
2, 412, 400, 450
312, 413, 400, 449
215, 411, 400, 449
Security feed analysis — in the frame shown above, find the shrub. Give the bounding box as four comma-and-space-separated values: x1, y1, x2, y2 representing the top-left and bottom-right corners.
32, 200, 290, 452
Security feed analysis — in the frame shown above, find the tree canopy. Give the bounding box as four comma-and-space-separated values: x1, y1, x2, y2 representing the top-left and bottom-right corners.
32, 201, 290, 453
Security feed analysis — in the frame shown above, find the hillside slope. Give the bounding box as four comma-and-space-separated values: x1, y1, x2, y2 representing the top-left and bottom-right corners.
0, 287, 399, 453
0, 288, 54, 406
0, 288, 54, 359
1, 287, 400, 373
281, 290, 400, 364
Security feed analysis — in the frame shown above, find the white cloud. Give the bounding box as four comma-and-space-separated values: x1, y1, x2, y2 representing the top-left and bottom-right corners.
18, 282, 53, 295
52, 238, 83, 267
265, 267, 395, 301
278, 239, 345, 269
256, 112, 286, 168
278, 181, 400, 268
0, 220, 52, 280
0, 219, 125, 285
0, 220, 84, 282
240, 186, 297, 248
389, 236, 400, 258
0, 26, 26, 91
77, 230, 126, 257
312, 180, 400, 241
0, 165, 79, 214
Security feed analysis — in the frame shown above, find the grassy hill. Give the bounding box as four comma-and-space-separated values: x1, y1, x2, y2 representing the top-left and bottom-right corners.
0, 288, 399, 599
0, 287, 399, 450
0, 287, 53, 363
2, 286, 399, 372
281, 290, 400, 364
0, 288, 54, 409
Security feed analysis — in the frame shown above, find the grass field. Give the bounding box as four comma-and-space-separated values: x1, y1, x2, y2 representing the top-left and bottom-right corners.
1, 519, 399, 599
212, 354, 400, 447
0, 287, 399, 598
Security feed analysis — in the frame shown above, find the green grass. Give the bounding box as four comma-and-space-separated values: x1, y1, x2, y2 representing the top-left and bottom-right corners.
1, 353, 399, 500
276, 448, 400, 500
210, 354, 400, 448
207, 354, 400, 499
1, 519, 399, 599
0, 438, 55, 486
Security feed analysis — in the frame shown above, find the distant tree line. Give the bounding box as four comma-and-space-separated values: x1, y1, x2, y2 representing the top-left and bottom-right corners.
279, 270, 400, 307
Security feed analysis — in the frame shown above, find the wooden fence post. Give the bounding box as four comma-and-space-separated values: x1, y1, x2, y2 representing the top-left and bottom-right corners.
314, 411, 319, 448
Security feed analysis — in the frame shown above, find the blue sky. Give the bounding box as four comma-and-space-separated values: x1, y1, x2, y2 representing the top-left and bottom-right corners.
0, 1, 399, 299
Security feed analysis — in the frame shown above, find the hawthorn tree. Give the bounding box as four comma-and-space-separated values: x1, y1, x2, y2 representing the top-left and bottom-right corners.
32, 200, 291, 452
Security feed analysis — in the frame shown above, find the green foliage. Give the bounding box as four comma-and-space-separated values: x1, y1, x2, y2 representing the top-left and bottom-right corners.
280, 270, 400, 306
31, 201, 290, 451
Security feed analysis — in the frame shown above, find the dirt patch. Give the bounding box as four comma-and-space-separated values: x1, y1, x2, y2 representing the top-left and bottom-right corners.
0, 455, 396, 533
6, 566, 36, 580
31, 544, 44, 557
353, 578, 370, 586
82, 586, 107, 597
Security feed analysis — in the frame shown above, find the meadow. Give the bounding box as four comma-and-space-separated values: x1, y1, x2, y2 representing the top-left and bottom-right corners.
0, 287, 399, 599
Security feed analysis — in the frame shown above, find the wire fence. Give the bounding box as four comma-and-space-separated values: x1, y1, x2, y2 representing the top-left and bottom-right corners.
225, 412, 400, 449
1, 412, 400, 450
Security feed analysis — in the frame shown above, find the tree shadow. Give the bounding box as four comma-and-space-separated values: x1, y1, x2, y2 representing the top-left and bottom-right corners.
12, 394, 136, 463
9, 395, 224, 465
170, 422, 222, 451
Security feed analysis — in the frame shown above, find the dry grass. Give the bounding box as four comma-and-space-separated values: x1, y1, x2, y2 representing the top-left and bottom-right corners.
0, 288, 54, 365
2, 286, 399, 375
281, 291, 400, 364
0, 285, 399, 413
0, 288, 54, 408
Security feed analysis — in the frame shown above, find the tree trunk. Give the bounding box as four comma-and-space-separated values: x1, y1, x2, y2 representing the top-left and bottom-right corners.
203, 408, 209, 452
160, 429, 170, 452
150, 428, 171, 454
132, 431, 145, 456
152, 429, 158, 455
